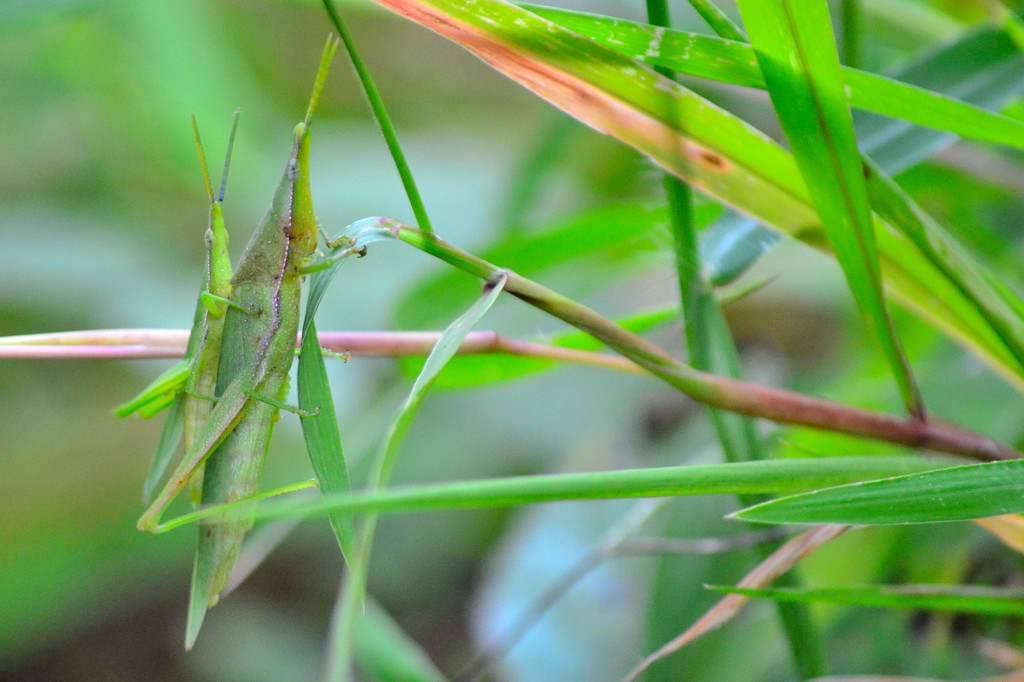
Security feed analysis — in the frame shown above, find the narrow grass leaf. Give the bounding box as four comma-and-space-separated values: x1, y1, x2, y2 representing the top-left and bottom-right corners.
669, 190, 761, 469
700, 211, 782, 287
648, 5, 825, 664
328, 274, 508, 681
298, 320, 356, 565
142, 394, 186, 503
711, 584, 1024, 618
294, 227, 382, 566
384, 273, 508, 463
686, 0, 745, 41
399, 306, 675, 389
737, 0, 921, 415
669, 172, 826, 673
523, 6, 1024, 151
735, 460, 1024, 525
853, 23, 1024, 170
162, 457, 952, 528
657, 92, 767, 566
293, 218, 397, 565
862, 165, 1024, 381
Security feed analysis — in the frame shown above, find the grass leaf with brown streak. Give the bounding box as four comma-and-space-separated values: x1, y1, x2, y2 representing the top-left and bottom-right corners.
362, 0, 1024, 394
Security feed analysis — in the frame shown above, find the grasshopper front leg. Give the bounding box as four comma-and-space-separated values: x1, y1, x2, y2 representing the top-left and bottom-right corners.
136, 377, 252, 532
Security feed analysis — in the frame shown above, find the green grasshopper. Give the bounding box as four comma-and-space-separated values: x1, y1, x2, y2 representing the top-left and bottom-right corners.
116, 111, 239, 505
136, 36, 341, 648
180, 112, 237, 503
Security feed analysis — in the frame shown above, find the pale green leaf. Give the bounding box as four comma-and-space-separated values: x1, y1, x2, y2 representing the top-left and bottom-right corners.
711, 584, 1024, 617
735, 460, 1024, 525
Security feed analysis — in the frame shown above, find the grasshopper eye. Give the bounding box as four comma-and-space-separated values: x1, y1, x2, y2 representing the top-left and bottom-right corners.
286, 159, 299, 181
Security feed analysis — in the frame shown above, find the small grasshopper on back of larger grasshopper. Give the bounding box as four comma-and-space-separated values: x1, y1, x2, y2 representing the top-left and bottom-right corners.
131, 35, 341, 649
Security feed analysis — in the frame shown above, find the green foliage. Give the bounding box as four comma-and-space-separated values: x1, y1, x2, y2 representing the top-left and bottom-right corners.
7, 1, 1024, 681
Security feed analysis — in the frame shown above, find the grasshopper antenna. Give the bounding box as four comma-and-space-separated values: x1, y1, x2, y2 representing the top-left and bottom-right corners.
191, 113, 215, 204
301, 34, 340, 131
218, 109, 241, 204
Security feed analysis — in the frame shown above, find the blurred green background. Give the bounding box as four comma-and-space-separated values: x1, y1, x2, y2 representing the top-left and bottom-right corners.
5, 1, 1024, 680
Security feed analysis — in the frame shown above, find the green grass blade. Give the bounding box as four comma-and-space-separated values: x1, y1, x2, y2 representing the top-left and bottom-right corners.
737, 0, 922, 416
399, 306, 674, 389
841, 0, 860, 67
862, 164, 1024, 380
326, 274, 508, 681
670, 180, 827, 677
699, 211, 782, 287
169, 457, 952, 528
376, 272, 509, 515
854, 21, 1024, 169
298, 319, 356, 566
647, 11, 762, 477
669, 189, 762, 467
142, 393, 186, 503
294, 226, 378, 567
734, 460, 1024, 525
710, 584, 1024, 618
651, 0, 759, 484
524, 5, 1024, 152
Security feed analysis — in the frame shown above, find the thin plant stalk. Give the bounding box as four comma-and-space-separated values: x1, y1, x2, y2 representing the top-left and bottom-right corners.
686, 0, 746, 41
392, 222, 1017, 462
0, 329, 643, 374
320, 0, 434, 234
